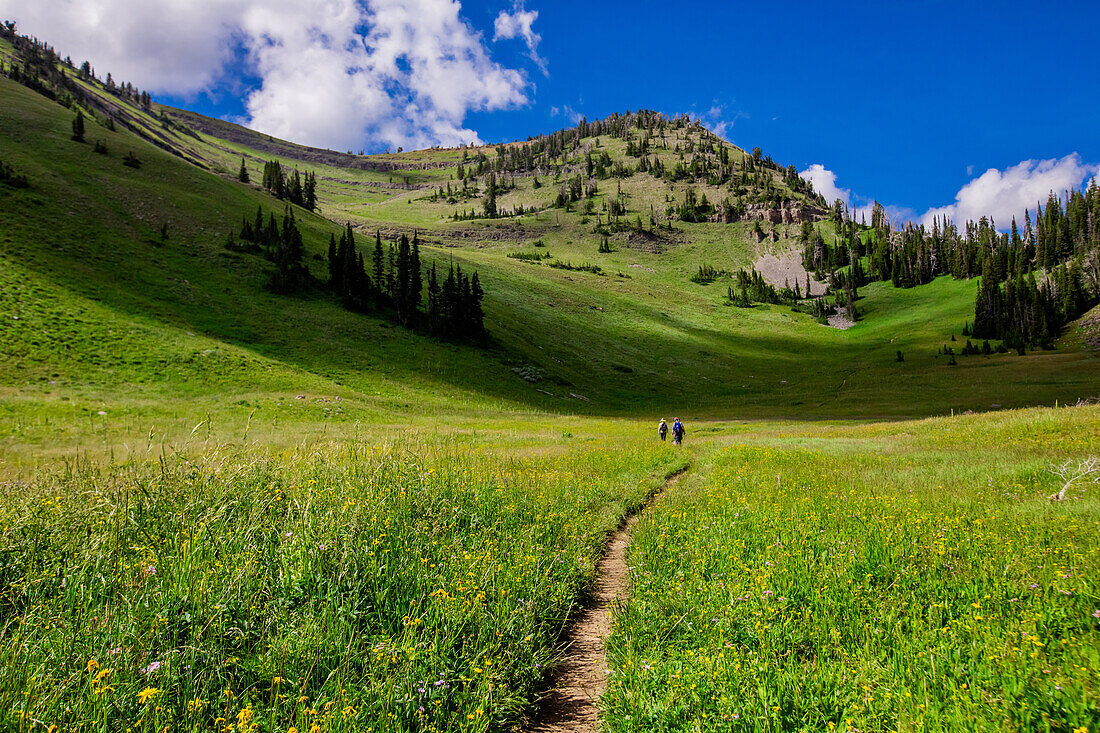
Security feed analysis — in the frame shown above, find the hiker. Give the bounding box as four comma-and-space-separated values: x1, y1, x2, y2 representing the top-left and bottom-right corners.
672, 418, 685, 446
658, 418, 668, 441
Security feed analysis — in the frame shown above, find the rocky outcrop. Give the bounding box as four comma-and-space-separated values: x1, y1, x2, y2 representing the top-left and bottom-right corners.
741, 201, 827, 225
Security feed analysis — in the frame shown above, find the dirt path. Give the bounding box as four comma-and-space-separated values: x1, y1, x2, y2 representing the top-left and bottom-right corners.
525, 469, 686, 733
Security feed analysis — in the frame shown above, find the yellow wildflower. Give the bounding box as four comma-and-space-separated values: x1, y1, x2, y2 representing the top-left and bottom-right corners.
137, 687, 160, 703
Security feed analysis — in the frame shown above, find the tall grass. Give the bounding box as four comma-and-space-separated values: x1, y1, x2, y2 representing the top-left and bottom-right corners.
0, 437, 679, 731
604, 408, 1100, 731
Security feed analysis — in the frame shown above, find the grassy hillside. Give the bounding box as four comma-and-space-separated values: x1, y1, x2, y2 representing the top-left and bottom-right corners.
2, 70, 1097, 431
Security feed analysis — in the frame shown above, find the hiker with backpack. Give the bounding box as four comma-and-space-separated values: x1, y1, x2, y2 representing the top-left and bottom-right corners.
658, 418, 668, 441
672, 418, 685, 446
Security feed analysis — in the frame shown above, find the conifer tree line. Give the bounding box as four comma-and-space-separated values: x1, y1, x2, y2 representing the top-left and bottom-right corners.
261, 160, 318, 212
1, 22, 153, 116
727, 269, 782, 307
228, 210, 485, 340
804, 185, 1100, 349
326, 227, 486, 340
227, 205, 307, 293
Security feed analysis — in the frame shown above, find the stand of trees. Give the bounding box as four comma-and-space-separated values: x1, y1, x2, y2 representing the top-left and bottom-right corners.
261, 160, 317, 211
325, 228, 485, 340
805, 186, 1100, 350
230, 213, 487, 341
229, 205, 307, 293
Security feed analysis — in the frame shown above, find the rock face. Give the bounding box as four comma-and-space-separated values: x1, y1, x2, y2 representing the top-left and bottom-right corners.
741, 201, 827, 225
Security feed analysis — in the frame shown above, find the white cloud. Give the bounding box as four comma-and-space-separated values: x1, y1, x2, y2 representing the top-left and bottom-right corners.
550, 104, 582, 124
799, 165, 915, 226
0, 0, 242, 94
1, 0, 532, 151
921, 154, 1097, 227
693, 103, 746, 141
493, 1, 546, 76
800, 164, 851, 206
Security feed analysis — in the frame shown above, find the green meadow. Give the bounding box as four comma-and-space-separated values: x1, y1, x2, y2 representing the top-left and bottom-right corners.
1, 41, 1099, 733
606, 408, 1100, 731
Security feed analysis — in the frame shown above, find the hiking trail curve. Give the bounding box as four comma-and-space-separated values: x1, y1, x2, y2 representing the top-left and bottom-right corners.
525, 467, 688, 732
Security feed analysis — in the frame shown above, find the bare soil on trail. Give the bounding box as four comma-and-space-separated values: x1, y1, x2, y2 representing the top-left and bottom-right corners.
524, 470, 686, 733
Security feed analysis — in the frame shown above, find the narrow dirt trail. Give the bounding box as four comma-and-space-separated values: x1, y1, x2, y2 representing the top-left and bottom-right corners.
525, 468, 687, 733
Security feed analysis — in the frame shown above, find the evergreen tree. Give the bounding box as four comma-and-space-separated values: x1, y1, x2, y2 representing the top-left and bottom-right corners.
71, 109, 84, 142
303, 172, 317, 211
238, 158, 250, 183
396, 234, 412, 324
386, 242, 396, 299
287, 169, 303, 207
483, 172, 498, 218
372, 232, 384, 303
470, 272, 485, 338
254, 206, 264, 245
327, 233, 339, 287
427, 262, 441, 332
411, 232, 423, 313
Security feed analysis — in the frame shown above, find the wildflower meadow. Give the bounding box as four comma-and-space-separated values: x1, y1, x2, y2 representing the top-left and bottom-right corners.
603, 407, 1100, 731
0, 436, 680, 732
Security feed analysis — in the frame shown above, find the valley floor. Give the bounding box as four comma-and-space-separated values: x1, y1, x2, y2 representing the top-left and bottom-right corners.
0, 402, 1097, 732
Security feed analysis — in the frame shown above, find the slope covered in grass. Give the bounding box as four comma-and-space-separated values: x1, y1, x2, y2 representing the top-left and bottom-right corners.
1, 29, 1097, 432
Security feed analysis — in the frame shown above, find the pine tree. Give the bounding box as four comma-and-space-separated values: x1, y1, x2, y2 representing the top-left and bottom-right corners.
470, 272, 485, 338
254, 206, 264, 245
396, 234, 412, 325
71, 109, 85, 142
327, 233, 339, 287
427, 262, 441, 333
372, 232, 384, 303
303, 172, 317, 211
287, 169, 303, 207
238, 158, 250, 183
410, 232, 423, 315
386, 242, 396, 299
483, 172, 498, 218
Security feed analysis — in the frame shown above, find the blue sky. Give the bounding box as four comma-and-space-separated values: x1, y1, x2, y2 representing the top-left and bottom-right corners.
6, 0, 1098, 224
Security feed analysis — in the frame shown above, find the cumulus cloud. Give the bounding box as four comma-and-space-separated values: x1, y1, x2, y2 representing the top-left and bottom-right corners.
922, 154, 1097, 227
0, 0, 532, 151
0, 0, 241, 94
800, 164, 851, 206
550, 104, 583, 124
493, 1, 546, 76
799, 165, 915, 225
799, 156, 1097, 230
693, 103, 746, 141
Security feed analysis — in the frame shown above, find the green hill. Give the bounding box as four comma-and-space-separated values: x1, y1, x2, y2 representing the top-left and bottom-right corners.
1, 29, 1097, 438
